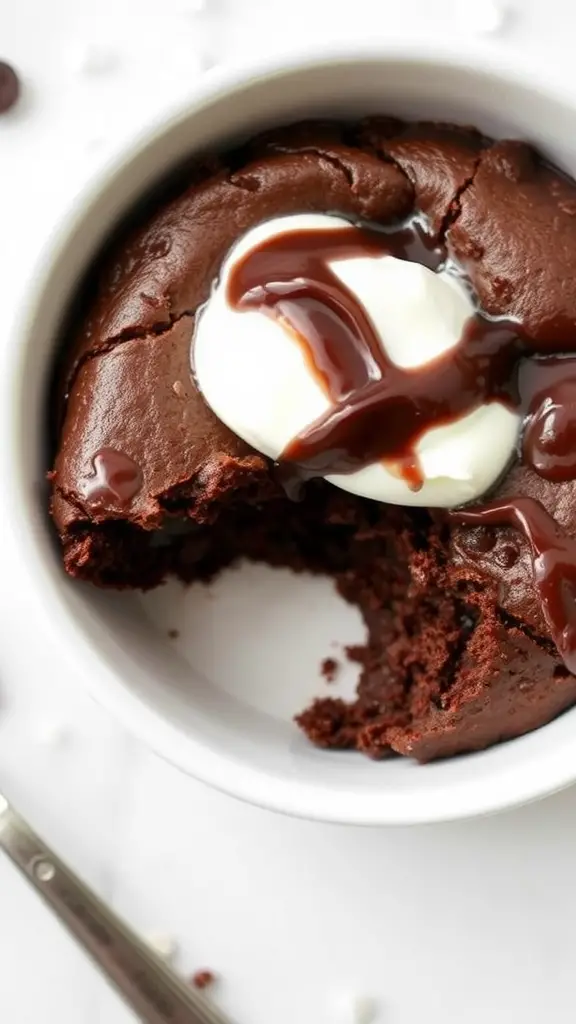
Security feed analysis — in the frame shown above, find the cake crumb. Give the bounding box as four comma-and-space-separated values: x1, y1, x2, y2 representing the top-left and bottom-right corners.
345, 644, 366, 665
321, 656, 339, 682
167, 628, 180, 639
172, 380, 186, 398
191, 969, 216, 990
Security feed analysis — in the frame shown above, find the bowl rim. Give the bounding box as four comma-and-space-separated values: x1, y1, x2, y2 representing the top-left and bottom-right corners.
5, 39, 576, 826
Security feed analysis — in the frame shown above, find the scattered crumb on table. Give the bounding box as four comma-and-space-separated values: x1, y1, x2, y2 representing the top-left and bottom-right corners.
191, 969, 216, 990
167, 628, 180, 639
321, 656, 339, 682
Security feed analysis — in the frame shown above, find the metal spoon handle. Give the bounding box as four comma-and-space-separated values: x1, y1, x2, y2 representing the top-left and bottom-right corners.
0, 795, 228, 1024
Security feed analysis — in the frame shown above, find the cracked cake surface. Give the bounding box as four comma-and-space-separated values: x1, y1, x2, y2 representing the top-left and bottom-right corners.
49, 118, 576, 762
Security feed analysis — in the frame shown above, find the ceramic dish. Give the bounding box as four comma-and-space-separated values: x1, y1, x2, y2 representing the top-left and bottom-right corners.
6, 42, 576, 824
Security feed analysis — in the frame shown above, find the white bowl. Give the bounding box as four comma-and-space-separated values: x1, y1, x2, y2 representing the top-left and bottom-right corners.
5, 42, 576, 826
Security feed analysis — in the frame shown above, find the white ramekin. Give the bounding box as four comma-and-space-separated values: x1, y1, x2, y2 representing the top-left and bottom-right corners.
5, 41, 576, 826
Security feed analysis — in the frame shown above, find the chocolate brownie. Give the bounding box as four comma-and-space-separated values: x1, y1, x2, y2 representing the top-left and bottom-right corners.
49, 118, 576, 761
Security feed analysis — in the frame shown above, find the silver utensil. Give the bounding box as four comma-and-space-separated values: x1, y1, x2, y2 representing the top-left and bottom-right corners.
0, 793, 231, 1024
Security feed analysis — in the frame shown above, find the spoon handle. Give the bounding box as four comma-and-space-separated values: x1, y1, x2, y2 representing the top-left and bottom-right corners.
0, 795, 229, 1024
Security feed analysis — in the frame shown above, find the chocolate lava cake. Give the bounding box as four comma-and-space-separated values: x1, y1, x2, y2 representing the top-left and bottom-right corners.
49, 118, 576, 762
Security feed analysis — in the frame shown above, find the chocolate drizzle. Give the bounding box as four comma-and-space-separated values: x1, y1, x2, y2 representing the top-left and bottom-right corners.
80, 448, 143, 507
519, 357, 576, 483
452, 499, 576, 675
228, 220, 521, 487
227, 217, 576, 673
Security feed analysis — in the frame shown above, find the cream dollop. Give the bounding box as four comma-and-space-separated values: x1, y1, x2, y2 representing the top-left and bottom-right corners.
192, 214, 520, 507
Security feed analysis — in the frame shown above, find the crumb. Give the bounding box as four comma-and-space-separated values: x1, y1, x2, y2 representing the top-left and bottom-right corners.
345, 644, 366, 665
167, 628, 179, 639
321, 656, 339, 682
191, 970, 216, 990
172, 380, 186, 398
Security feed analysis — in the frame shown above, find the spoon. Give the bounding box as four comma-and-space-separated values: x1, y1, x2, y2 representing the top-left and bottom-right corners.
0, 793, 231, 1024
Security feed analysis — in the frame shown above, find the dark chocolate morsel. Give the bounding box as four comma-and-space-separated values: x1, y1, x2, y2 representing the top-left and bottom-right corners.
0, 61, 20, 114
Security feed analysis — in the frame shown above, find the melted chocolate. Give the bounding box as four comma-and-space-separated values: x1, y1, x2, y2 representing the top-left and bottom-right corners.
519, 357, 576, 482
281, 315, 520, 480
452, 499, 576, 675
80, 448, 143, 507
228, 220, 521, 485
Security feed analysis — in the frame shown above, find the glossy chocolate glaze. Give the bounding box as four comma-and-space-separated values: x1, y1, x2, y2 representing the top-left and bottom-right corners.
452, 498, 576, 674
519, 357, 576, 483
80, 448, 143, 507
227, 220, 519, 487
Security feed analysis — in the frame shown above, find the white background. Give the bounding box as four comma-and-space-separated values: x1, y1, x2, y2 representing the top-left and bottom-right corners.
2, 1, 576, 1022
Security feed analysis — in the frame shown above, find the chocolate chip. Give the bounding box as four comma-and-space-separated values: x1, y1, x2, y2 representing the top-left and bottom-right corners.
0, 61, 20, 114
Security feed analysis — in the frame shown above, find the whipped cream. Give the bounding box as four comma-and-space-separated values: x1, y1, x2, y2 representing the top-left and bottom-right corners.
192, 214, 520, 507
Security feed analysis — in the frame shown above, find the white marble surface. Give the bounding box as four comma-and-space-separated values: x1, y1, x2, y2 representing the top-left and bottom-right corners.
2, 1, 576, 1021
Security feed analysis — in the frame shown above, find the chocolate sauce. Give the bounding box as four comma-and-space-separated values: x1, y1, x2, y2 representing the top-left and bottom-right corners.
228, 220, 521, 484
452, 499, 576, 675
80, 448, 143, 507
519, 357, 576, 482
